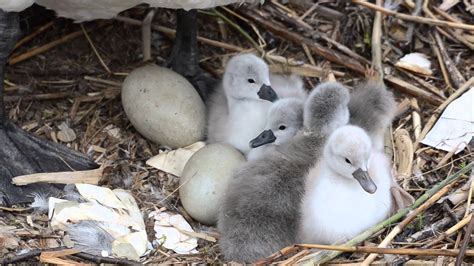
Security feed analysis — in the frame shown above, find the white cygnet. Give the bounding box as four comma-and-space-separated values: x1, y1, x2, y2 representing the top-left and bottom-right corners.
247, 97, 304, 161
299, 125, 393, 245
207, 53, 278, 154
270, 74, 307, 100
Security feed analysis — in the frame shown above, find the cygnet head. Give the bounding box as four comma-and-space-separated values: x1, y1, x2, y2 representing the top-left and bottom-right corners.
303, 82, 350, 134
223, 53, 278, 102
249, 98, 304, 148
324, 125, 377, 194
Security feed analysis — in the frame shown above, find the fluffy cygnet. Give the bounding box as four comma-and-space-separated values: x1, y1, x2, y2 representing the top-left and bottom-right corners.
270, 74, 307, 100
348, 78, 396, 151
247, 97, 304, 161
299, 125, 393, 245
207, 53, 278, 154
218, 82, 350, 262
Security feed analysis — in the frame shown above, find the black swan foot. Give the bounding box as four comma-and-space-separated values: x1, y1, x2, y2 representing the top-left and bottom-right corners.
0, 122, 98, 206
166, 9, 217, 100
0, 10, 97, 206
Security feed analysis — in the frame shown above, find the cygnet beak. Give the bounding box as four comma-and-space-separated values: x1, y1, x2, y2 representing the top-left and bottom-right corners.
257, 84, 278, 102
352, 168, 377, 194
249, 129, 277, 148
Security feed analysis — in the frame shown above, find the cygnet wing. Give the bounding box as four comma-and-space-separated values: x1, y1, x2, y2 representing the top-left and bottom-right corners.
304, 82, 350, 135
348, 80, 396, 136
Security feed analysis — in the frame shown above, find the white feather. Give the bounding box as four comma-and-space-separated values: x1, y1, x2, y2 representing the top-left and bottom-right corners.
1, 0, 256, 21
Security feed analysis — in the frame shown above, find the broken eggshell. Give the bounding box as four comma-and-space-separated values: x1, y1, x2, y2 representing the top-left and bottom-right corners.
179, 143, 245, 225
121, 65, 206, 148
146, 141, 206, 177
151, 211, 198, 254
395, 52, 432, 76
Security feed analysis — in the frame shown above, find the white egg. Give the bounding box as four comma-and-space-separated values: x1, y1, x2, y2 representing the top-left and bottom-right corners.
179, 143, 245, 225
122, 64, 206, 148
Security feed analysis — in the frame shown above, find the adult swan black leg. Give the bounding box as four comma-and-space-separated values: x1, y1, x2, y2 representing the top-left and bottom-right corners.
167, 9, 216, 100
0, 10, 97, 206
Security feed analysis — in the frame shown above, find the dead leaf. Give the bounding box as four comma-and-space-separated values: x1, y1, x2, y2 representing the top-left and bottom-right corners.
57, 122, 77, 143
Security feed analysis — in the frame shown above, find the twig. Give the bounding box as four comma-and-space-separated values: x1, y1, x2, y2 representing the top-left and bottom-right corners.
239, 6, 444, 105
13, 21, 55, 51
9, 29, 85, 65
433, 30, 466, 89
115, 16, 243, 52
116, 16, 339, 78
4, 92, 74, 102
200, 9, 262, 52
297, 162, 473, 264
424, 214, 473, 248
81, 24, 111, 73
301, 44, 316, 66
402, 70, 446, 99
9, 22, 109, 66
264, 3, 370, 65
141, 9, 156, 62
72, 252, 138, 265
12, 167, 103, 186
429, 33, 453, 90
425, 2, 474, 50
353, 0, 474, 30
371, 0, 383, 80
405, 0, 423, 45
385, 75, 444, 105
298, 3, 319, 21
296, 244, 474, 257
415, 77, 474, 149
84, 76, 122, 87
238, 6, 366, 73
0, 249, 41, 264
361, 167, 463, 265
455, 214, 474, 265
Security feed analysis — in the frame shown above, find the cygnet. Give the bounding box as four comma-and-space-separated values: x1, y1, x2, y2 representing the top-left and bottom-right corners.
247, 97, 304, 161
347, 76, 414, 208
348, 77, 396, 151
207, 53, 278, 154
299, 125, 393, 245
270, 74, 307, 100
218, 82, 350, 262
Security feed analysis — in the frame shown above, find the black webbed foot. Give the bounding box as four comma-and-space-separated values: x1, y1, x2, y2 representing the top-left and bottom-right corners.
0, 121, 98, 206
0, 10, 97, 206
165, 9, 217, 100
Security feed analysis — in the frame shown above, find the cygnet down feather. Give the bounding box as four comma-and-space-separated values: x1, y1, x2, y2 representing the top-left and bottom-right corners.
348, 78, 396, 151
207, 53, 278, 154
270, 74, 307, 100
299, 125, 393, 245
218, 82, 350, 262
247, 97, 304, 161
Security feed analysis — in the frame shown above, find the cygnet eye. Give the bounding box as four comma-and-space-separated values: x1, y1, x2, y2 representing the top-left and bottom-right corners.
279, 125, 286, 130
248, 78, 256, 83
345, 158, 352, 165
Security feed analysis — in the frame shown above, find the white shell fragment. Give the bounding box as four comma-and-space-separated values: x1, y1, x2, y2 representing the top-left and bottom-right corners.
395, 53, 433, 75
150, 211, 198, 254
421, 88, 473, 154
48, 184, 148, 261
146, 141, 206, 177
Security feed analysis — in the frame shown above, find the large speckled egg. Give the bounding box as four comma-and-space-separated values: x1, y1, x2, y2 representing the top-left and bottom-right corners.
122, 65, 205, 148
179, 143, 245, 225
